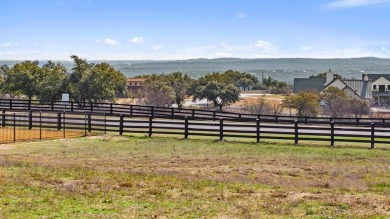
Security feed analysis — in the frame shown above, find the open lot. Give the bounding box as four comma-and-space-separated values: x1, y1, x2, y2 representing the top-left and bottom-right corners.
0, 136, 389, 218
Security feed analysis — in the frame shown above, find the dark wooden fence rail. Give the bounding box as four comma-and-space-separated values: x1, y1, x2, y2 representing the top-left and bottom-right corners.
1, 99, 390, 125
1, 110, 389, 148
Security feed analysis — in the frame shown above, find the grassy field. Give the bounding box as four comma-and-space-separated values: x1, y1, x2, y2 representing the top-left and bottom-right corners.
0, 136, 389, 218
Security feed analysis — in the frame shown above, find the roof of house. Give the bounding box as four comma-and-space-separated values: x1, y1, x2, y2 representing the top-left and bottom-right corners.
294, 76, 372, 99
342, 80, 372, 99
293, 77, 326, 93
127, 78, 146, 82
364, 74, 390, 82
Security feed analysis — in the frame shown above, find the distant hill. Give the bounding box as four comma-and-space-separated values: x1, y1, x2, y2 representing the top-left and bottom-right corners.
1, 57, 390, 84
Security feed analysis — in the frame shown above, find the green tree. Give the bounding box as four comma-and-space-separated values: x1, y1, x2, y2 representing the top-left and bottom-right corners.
282, 90, 320, 117
193, 81, 240, 111
3, 61, 42, 100
36, 61, 68, 103
68, 55, 126, 105
166, 72, 193, 109
143, 79, 174, 107
321, 86, 348, 117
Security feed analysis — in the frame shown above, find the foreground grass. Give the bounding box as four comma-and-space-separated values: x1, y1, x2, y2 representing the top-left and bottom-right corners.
0, 136, 389, 218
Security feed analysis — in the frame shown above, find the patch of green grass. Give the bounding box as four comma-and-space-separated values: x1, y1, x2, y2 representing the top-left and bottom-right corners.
1, 135, 390, 218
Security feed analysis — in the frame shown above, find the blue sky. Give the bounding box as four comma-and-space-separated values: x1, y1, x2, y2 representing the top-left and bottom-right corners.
1, 0, 390, 60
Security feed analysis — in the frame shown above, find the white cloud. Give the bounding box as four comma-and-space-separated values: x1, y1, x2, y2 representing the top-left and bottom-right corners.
253, 40, 273, 50
129, 37, 145, 44
237, 12, 246, 18
382, 47, 389, 53
103, 38, 120, 46
152, 45, 163, 50
325, 0, 390, 9
1, 42, 18, 48
300, 46, 312, 51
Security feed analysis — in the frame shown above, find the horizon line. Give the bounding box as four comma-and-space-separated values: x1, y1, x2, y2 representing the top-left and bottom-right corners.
0, 56, 389, 62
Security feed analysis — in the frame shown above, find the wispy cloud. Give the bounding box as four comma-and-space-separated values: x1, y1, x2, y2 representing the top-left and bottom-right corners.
325, 0, 390, 9
1, 42, 18, 48
300, 46, 312, 51
237, 12, 246, 18
129, 37, 145, 44
0, 51, 16, 56
382, 47, 389, 53
103, 38, 120, 46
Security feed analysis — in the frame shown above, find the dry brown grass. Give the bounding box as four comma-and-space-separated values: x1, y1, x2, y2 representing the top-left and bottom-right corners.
0, 136, 389, 218
0, 127, 85, 143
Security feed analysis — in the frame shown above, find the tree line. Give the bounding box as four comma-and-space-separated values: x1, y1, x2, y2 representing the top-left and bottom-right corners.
135, 70, 259, 110
0, 55, 126, 105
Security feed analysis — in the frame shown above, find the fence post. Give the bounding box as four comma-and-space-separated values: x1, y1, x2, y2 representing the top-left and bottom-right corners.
276, 116, 279, 123
2, 109, 5, 127
330, 120, 334, 146
51, 102, 54, 111
39, 111, 42, 140
371, 123, 375, 149
171, 108, 174, 116
71, 101, 74, 112
256, 119, 260, 143
305, 116, 308, 124
90, 103, 93, 112
57, 112, 61, 130
184, 116, 189, 139
28, 110, 33, 129
192, 109, 195, 118
13, 113, 16, 142
130, 105, 133, 117
148, 115, 153, 137
119, 114, 124, 135
28, 99, 31, 110
151, 106, 154, 117
110, 103, 113, 114
219, 118, 224, 141
294, 119, 299, 144
213, 111, 216, 121
84, 111, 87, 136
10, 99, 12, 110
104, 111, 107, 134
63, 111, 66, 138
88, 113, 92, 133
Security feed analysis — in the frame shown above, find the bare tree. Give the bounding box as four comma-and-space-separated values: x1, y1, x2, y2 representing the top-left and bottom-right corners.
243, 95, 284, 115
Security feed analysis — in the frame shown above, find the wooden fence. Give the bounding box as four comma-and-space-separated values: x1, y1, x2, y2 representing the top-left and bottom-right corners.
1, 98, 390, 125
1, 110, 389, 148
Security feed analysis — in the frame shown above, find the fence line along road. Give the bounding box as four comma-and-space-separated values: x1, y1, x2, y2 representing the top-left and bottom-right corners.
1, 109, 389, 149
1, 98, 390, 125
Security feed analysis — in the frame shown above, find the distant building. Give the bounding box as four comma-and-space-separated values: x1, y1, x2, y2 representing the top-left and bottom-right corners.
127, 78, 146, 93
365, 74, 390, 105
293, 70, 372, 100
